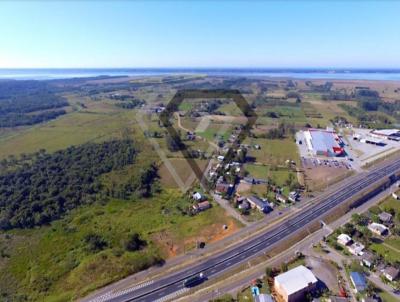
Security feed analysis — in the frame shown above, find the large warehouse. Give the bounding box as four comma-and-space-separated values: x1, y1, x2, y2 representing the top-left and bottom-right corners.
304, 129, 344, 157
274, 265, 318, 302
370, 129, 400, 141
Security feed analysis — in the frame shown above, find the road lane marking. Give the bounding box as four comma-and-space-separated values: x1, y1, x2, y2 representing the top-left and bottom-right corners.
88, 280, 154, 302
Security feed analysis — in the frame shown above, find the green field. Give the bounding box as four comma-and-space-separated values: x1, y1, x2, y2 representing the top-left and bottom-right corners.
243, 137, 299, 166
0, 189, 239, 301
0, 110, 137, 160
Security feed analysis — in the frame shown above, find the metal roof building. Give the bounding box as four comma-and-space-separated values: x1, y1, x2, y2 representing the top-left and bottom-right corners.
304, 129, 344, 157
274, 265, 318, 302
349, 272, 366, 293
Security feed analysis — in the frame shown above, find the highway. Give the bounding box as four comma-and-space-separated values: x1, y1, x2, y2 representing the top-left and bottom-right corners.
91, 156, 400, 302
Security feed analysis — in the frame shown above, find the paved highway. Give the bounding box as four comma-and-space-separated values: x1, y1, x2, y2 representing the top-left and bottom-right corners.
91, 157, 400, 302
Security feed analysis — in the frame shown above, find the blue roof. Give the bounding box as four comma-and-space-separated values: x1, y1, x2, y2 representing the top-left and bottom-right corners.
350, 272, 366, 291
310, 130, 339, 152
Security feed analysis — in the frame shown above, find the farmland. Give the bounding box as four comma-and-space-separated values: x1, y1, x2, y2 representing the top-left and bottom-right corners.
1, 75, 400, 301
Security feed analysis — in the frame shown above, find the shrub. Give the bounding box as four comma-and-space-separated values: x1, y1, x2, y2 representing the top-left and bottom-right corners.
83, 233, 108, 252
124, 233, 147, 252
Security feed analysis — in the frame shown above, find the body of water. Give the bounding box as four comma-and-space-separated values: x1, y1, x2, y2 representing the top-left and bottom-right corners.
1, 68, 400, 81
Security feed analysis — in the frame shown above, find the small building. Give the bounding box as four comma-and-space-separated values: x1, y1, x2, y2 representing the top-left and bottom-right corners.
348, 242, 365, 256
238, 201, 250, 211
288, 191, 300, 202
392, 192, 400, 200
349, 272, 367, 293
368, 223, 389, 236
192, 201, 211, 213
192, 192, 204, 201
215, 183, 234, 196
274, 265, 318, 302
360, 251, 375, 269
255, 294, 274, 302
246, 196, 271, 213
382, 266, 400, 282
378, 212, 393, 224
337, 234, 352, 246
275, 193, 287, 204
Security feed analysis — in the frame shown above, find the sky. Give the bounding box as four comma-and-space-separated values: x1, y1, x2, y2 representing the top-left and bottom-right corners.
0, 0, 399, 68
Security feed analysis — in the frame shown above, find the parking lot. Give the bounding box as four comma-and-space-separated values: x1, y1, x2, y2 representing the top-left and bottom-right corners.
301, 157, 352, 170
343, 128, 400, 166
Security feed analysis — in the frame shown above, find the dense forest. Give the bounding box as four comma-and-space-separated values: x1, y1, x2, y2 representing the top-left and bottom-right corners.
0, 80, 68, 127
0, 140, 137, 230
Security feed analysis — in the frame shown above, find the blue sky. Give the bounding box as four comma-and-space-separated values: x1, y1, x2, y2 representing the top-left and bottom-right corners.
0, 1, 399, 68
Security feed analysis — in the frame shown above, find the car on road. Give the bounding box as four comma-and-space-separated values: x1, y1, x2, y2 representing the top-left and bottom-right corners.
183, 273, 206, 287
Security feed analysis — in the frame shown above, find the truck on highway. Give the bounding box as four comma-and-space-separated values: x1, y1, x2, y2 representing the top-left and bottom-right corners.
183, 273, 205, 287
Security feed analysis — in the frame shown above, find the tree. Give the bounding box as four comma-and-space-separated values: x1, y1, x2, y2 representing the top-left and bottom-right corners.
265, 266, 273, 278
83, 233, 108, 252
351, 213, 368, 226
165, 134, 182, 152
124, 233, 147, 252
343, 223, 356, 236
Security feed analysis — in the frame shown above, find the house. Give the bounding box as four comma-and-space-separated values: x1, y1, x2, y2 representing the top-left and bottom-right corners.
238, 201, 250, 211
255, 294, 273, 302
274, 265, 317, 302
382, 266, 400, 282
337, 234, 352, 246
275, 193, 287, 204
349, 272, 367, 293
360, 251, 375, 269
217, 155, 225, 161
348, 242, 365, 256
246, 196, 271, 213
368, 223, 389, 236
192, 192, 204, 201
192, 201, 211, 213
378, 212, 393, 224
186, 131, 196, 140
392, 192, 399, 200
215, 183, 234, 196
288, 191, 300, 202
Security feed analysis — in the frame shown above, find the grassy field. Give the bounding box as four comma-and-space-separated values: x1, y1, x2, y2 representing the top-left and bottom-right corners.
0, 110, 137, 160
379, 290, 399, 302
0, 92, 242, 301
158, 158, 209, 188
245, 164, 295, 186
0, 189, 239, 301
369, 195, 400, 263
244, 137, 299, 166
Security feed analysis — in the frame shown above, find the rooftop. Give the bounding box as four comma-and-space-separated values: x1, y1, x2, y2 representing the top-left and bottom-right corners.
378, 212, 392, 222
383, 266, 400, 278
308, 129, 341, 152
350, 272, 366, 290
371, 129, 400, 136
275, 265, 317, 295
247, 196, 268, 208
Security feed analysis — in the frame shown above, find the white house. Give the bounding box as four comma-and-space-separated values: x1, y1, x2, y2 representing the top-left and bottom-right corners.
337, 234, 352, 246
348, 242, 365, 256
368, 223, 389, 236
